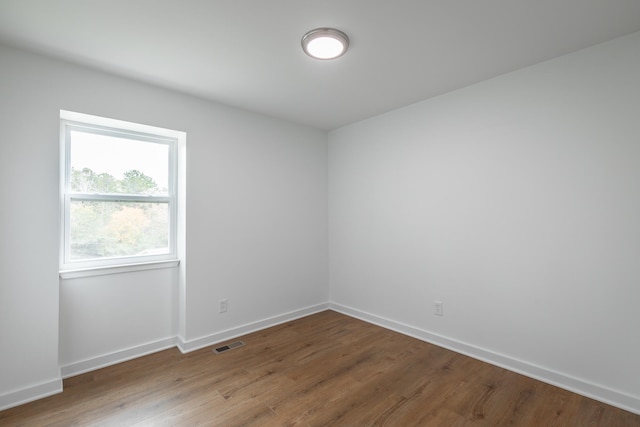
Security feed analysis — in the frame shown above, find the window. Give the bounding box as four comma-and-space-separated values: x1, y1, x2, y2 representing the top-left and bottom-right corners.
60, 111, 182, 273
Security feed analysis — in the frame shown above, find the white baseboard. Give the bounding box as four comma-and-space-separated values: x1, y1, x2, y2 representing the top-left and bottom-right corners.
9, 302, 637, 416
61, 304, 329, 379
329, 302, 640, 416
177, 302, 330, 353
60, 336, 178, 379
0, 377, 63, 412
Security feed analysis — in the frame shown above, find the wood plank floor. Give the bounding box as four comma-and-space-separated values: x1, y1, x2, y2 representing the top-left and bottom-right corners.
1, 310, 639, 426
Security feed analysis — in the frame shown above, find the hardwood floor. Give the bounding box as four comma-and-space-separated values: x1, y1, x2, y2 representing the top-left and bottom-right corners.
1, 310, 639, 426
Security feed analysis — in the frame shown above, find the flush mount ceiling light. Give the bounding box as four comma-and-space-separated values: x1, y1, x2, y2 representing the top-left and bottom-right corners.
301, 28, 349, 60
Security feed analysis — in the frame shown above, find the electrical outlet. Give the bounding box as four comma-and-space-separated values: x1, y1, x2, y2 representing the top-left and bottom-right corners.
219, 299, 228, 313
434, 301, 443, 316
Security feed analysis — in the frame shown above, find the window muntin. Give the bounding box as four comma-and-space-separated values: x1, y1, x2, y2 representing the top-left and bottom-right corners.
61, 117, 178, 270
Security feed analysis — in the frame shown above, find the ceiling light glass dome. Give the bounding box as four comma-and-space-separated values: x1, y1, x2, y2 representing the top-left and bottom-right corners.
301, 28, 349, 60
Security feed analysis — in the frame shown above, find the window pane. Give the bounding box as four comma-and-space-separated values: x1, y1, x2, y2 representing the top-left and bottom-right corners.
70, 200, 169, 261
70, 130, 169, 195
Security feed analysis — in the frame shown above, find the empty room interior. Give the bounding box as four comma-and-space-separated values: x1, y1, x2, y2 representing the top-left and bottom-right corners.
1, 1, 640, 425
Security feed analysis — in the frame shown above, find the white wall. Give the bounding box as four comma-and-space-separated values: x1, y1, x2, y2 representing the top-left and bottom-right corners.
0, 49, 62, 404
329, 31, 640, 413
0, 43, 328, 408
183, 105, 329, 346
59, 268, 178, 375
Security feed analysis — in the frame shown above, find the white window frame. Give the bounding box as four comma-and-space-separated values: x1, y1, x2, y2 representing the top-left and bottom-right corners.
60, 110, 183, 277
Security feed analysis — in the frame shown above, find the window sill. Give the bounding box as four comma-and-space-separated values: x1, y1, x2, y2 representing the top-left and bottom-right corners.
60, 259, 180, 279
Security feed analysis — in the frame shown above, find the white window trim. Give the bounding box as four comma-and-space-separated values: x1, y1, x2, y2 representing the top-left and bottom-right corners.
59, 259, 180, 279
59, 110, 185, 276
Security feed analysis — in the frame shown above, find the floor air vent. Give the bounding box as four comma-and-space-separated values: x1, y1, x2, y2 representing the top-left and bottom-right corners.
214, 340, 245, 354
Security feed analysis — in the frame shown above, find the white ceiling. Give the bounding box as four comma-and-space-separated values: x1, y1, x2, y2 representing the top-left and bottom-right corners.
1, 1, 640, 130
